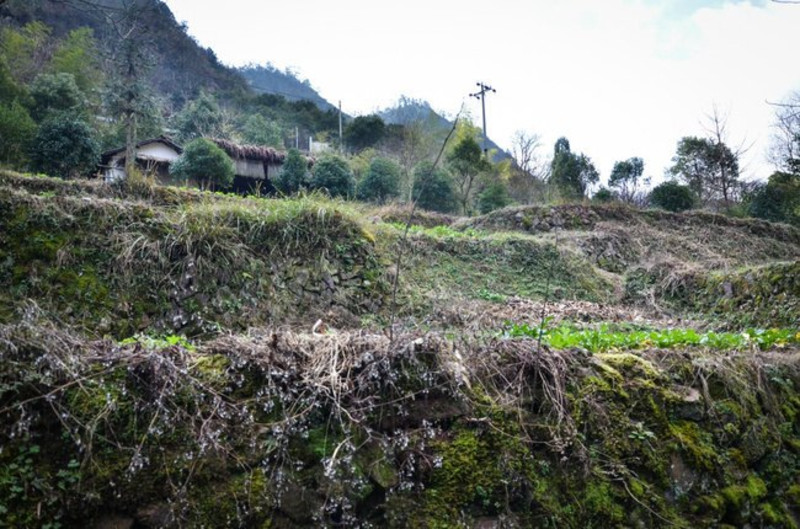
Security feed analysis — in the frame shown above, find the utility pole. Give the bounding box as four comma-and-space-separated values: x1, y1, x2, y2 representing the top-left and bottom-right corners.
470, 82, 496, 157
338, 100, 343, 153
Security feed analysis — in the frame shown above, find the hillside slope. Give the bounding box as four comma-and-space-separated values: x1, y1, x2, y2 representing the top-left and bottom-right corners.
0, 0, 248, 104
1, 173, 799, 528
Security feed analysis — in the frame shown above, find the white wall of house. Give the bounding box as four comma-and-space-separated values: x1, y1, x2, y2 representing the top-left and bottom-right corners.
101, 141, 182, 182
234, 159, 265, 179
137, 143, 181, 163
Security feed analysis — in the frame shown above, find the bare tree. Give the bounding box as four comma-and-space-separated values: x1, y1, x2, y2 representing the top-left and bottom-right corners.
702, 105, 750, 206
56, 0, 158, 173
769, 92, 800, 173
510, 130, 542, 177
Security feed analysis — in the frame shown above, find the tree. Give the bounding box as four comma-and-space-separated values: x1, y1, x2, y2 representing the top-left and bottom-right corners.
648, 181, 695, 212
97, 0, 161, 175
274, 148, 309, 195
0, 100, 36, 167
311, 154, 355, 198
240, 114, 283, 147
447, 134, 490, 215
48, 28, 102, 93
550, 137, 599, 200
703, 107, 743, 206
0, 21, 51, 85
668, 136, 738, 206
344, 114, 386, 153
769, 92, 800, 174
669, 107, 744, 207
510, 130, 543, 178
748, 172, 800, 226
412, 161, 457, 213
29, 72, 84, 121
170, 138, 234, 191
174, 91, 225, 143
608, 157, 645, 204
30, 114, 100, 179
357, 157, 401, 204
507, 130, 547, 204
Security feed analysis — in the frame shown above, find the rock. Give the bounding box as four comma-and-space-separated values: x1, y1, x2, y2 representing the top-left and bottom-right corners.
136, 503, 172, 528
474, 517, 500, 529
93, 515, 134, 529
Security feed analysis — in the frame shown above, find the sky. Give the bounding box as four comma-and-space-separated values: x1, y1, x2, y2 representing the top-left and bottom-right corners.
161, 0, 800, 186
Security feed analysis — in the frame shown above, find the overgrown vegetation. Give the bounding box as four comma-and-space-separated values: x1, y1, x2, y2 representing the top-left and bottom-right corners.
1, 166, 799, 527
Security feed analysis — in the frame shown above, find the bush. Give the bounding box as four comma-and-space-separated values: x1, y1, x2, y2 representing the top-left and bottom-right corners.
412, 161, 457, 213
592, 187, 617, 204
170, 138, 235, 191
477, 179, 511, 214
748, 172, 800, 226
29, 113, 99, 178
649, 181, 695, 212
357, 157, 401, 204
311, 154, 355, 198
274, 148, 310, 195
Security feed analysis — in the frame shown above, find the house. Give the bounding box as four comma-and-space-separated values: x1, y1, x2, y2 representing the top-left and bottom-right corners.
210, 138, 313, 195
99, 136, 183, 182
100, 136, 312, 194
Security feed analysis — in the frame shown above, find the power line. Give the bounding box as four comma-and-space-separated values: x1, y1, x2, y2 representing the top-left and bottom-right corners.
469, 82, 496, 156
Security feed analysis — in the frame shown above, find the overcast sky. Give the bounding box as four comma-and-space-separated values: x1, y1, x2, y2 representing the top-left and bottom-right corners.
162, 0, 800, 185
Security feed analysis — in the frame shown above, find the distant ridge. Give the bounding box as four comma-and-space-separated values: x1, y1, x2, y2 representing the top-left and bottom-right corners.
239, 64, 336, 112
379, 96, 510, 161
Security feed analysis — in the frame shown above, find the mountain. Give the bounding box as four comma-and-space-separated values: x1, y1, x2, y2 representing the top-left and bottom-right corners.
379, 96, 511, 162
239, 64, 336, 112
0, 0, 248, 106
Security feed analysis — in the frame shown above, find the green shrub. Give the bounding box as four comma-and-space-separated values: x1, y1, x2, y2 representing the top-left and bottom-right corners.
311, 154, 355, 198
274, 148, 310, 195
649, 181, 695, 212
29, 113, 99, 178
170, 138, 235, 191
412, 161, 457, 213
357, 157, 401, 204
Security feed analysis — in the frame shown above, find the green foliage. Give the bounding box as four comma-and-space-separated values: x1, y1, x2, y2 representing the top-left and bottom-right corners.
748, 172, 800, 226
30, 113, 99, 178
669, 136, 739, 204
0, 21, 51, 85
0, 100, 36, 167
357, 157, 401, 204
608, 156, 644, 203
550, 136, 599, 200
170, 138, 235, 191
447, 134, 491, 214
504, 322, 800, 353
174, 91, 225, 142
477, 179, 511, 214
412, 161, 457, 213
344, 114, 386, 153
0, 56, 27, 104
592, 187, 617, 203
310, 154, 355, 198
274, 148, 309, 195
239, 113, 283, 147
29, 72, 84, 121
648, 181, 695, 212
48, 28, 101, 92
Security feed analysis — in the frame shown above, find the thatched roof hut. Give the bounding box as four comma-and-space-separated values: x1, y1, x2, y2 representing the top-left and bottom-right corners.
210, 139, 287, 165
